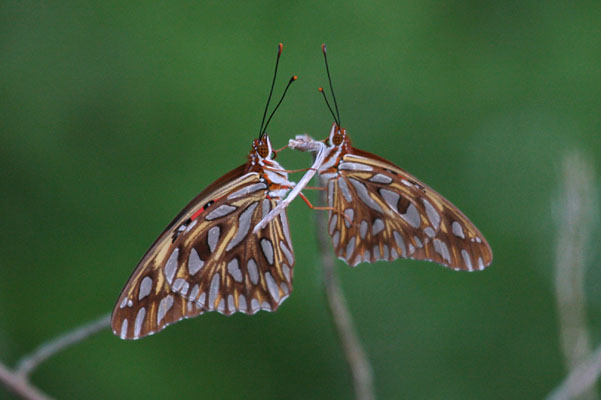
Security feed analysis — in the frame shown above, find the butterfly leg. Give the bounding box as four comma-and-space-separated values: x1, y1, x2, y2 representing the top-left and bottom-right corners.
298, 192, 352, 225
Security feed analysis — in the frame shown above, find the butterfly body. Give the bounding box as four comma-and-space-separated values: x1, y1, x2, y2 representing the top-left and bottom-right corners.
315, 123, 492, 271
112, 135, 296, 340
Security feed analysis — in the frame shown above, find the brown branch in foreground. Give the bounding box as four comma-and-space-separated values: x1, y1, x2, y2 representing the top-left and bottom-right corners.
0, 362, 52, 400
316, 190, 375, 400
16, 313, 111, 377
550, 151, 599, 400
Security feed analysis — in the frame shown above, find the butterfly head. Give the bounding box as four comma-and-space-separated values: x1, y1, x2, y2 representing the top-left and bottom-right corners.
251, 134, 274, 162
326, 123, 350, 149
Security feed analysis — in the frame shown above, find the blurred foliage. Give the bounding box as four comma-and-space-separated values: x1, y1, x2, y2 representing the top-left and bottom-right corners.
1, 1, 601, 399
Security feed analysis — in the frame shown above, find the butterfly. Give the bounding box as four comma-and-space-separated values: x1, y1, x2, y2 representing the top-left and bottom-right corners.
111, 44, 298, 340
310, 44, 492, 271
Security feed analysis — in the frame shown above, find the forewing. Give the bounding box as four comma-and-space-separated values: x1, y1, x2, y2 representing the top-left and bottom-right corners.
325, 152, 492, 271
169, 196, 294, 316
112, 166, 294, 340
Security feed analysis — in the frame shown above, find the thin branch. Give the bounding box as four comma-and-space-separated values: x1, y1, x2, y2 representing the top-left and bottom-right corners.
550, 150, 599, 400
16, 313, 111, 377
316, 189, 375, 400
0, 362, 52, 400
548, 343, 601, 400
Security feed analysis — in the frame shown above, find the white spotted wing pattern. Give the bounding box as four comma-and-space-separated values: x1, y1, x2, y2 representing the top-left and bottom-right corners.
111, 135, 295, 340
318, 123, 493, 270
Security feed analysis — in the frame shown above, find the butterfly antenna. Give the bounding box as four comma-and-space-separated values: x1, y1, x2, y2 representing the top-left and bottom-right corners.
318, 87, 338, 125
263, 75, 297, 135
321, 44, 341, 125
259, 43, 283, 138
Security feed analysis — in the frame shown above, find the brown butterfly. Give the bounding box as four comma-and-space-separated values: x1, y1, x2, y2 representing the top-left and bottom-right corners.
311, 44, 492, 271
112, 45, 297, 340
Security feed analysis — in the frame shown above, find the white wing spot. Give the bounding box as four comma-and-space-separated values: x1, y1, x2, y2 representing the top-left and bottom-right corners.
280, 212, 293, 247
349, 178, 384, 212
208, 273, 220, 310
208, 226, 220, 253
401, 203, 421, 228
197, 292, 206, 308
227, 295, 235, 312
346, 237, 356, 260
265, 272, 280, 302
227, 258, 243, 283
372, 218, 385, 235
337, 178, 353, 203
478, 257, 485, 270
260, 238, 274, 265
188, 248, 204, 275
247, 258, 259, 285
262, 198, 271, 220
332, 231, 340, 247
452, 221, 465, 239
226, 202, 258, 250
164, 248, 179, 284
414, 236, 423, 248
369, 173, 393, 184
329, 214, 338, 235
172, 278, 188, 295
408, 244, 415, 255
401, 179, 412, 187
339, 162, 373, 171
462, 250, 473, 271
282, 263, 291, 282
238, 295, 247, 311
120, 319, 128, 339
393, 231, 406, 257
344, 208, 354, 228
424, 227, 435, 238
134, 307, 146, 338
382, 244, 390, 260
280, 241, 294, 265
217, 299, 225, 313
360, 220, 368, 239
251, 298, 260, 314
373, 245, 381, 260
157, 295, 174, 325
227, 182, 266, 200
205, 204, 237, 220
262, 301, 272, 311
363, 249, 371, 262
380, 189, 400, 211
423, 199, 440, 229
190, 284, 200, 300
120, 297, 128, 309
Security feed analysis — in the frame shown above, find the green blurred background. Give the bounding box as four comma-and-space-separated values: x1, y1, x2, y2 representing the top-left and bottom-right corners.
2, 2, 601, 399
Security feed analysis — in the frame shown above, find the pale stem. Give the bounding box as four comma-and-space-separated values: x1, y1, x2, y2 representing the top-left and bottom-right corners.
0, 362, 52, 400
253, 135, 326, 233
548, 151, 599, 400
314, 168, 375, 400
16, 313, 111, 377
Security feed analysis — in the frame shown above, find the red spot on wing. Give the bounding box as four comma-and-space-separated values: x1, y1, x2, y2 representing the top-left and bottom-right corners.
190, 207, 204, 221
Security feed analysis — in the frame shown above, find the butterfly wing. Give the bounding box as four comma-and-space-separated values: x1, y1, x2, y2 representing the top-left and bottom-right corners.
324, 149, 492, 271
112, 165, 294, 340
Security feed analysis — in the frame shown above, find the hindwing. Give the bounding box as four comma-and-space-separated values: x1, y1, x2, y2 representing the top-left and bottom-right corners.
325, 151, 492, 271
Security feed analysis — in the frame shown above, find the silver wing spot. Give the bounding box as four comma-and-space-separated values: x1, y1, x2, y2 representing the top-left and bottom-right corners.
208, 226, 220, 253
346, 237, 356, 260
205, 204, 237, 220
380, 189, 400, 211
360, 220, 368, 239
339, 162, 373, 171
369, 173, 393, 184
260, 238, 274, 265
157, 295, 174, 325
422, 199, 440, 229
344, 208, 354, 228
226, 202, 258, 251
462, 249, 473, 271
349, 178, 383, 213
134, 307, 146, 338
227, 258, 243, 283
279, 241, 294, 265
139, 276, 152, 300
164, 248, 179, 284
401, 203, 421, 228
452, 221, 465, 239
208, 273, 220, 310
337, 178, 353, 203
265, 272, 280, 302
188, 248, 204, 275
372, 218, 385, 235
247, 258, 259, 285
227, 183, 267, 200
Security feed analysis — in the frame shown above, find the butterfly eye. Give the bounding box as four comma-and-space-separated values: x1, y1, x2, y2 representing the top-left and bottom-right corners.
257, 143, 270, 158
332, 131, 344, 146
